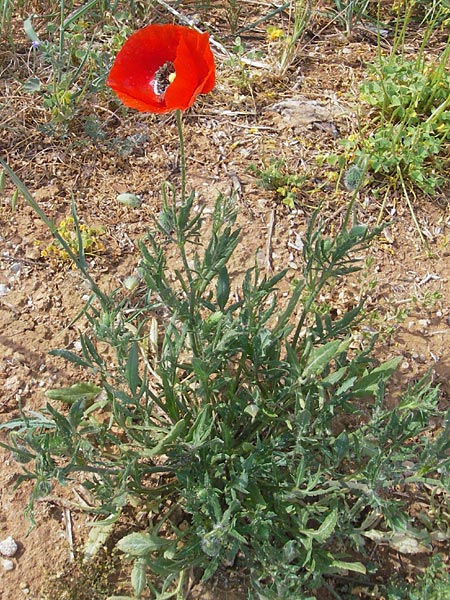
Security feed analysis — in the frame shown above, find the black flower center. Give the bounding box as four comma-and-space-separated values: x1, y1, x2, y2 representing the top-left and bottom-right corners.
153, 61, 176, 97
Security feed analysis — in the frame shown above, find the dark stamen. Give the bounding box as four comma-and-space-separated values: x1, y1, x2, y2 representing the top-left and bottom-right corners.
153, 61, 176, 97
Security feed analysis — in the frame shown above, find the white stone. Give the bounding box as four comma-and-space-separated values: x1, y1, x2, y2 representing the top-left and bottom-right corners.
0, 536, 18, 557
2, 559, 14, 571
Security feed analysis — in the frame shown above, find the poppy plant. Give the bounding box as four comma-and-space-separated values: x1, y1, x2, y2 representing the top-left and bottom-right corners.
107, 24, 215, 114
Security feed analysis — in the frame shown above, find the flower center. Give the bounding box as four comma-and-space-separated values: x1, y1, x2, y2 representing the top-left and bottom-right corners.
153, 61, 176, 97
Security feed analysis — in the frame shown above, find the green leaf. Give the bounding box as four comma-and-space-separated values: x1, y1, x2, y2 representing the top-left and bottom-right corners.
23, 15, 40, 43
216, 266, 230, 311
201, 556, 221, 582
390, 95, 402, 106
126, 342, 141, 395
335, 375, 357, 396
0, 412, 54, 432
131, 558, 147, 597
348, 224, 368, 239
147, 418, 188, 457
302, 339, 348, 381
117, 533, 169, 557
187, 404, 213, 447
352, 356, 402, 397
322, 365, 348, 386
315, 509, 338, 542
49, 349, 91, 368
333, 431, 349, 461
23, 77, 41, 93
299, 509, 338, 542
191, 357, 210, 382
62, 0, 99, 28
46, 382, 101, 404
330, 559, 366, 574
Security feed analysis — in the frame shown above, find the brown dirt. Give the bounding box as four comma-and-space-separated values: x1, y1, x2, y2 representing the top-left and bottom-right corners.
1, 3, 449, 599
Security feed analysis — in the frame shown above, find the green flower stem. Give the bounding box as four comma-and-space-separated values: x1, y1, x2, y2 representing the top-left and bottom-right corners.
422, 31, 450, 113
174, 109, 201, 359
397, 167, 428, 251
176, 109, 186, 203
425, 93, 450, 127
173, 109, 193, 285
57, 0, 65, 86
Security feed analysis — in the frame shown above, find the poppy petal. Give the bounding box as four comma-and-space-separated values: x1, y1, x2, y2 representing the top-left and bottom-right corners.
107, 25, 177, 112
193, 30, 216, 94
165, 30, 215, 110
165, 37, 202, 110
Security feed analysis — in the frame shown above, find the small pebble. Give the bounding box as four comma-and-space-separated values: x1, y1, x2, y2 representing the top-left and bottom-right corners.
10, 262, 22, 274
2, 559, 14, 572
116, 192, 142, 208
0, 536, 18, 557
0, 283, 10, 297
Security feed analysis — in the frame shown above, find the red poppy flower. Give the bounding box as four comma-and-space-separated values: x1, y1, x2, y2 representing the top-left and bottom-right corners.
106, 24, 215, 114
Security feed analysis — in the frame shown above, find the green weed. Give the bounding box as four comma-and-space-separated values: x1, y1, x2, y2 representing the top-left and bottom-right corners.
354, 56, 450, 194
340, 7, 450, 196
40, 547, 123, 600
412, 0, 450, 25
0, 172, 448, 598
265, 0, 316, 75
13, 2, 145, 133
39, 215, 105, 264
325, 7, 450, 245
383, 554, 450, 600
249, 159, 307, 208
331, 0, 372, 35
1, 3, 450, 599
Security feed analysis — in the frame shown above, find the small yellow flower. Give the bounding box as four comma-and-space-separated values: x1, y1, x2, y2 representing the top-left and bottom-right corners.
266, 26, 284, 42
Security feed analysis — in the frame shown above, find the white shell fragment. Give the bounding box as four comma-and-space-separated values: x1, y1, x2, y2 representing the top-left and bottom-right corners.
0, 536, 18, 557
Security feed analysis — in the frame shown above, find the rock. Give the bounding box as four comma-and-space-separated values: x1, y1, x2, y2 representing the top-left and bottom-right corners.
0, 536, 18, 557
9, 262, 22, 275
2, 559, 14, 571
0, 283, 10, 296
268, 96, 348, 136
